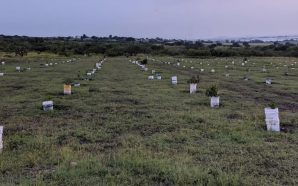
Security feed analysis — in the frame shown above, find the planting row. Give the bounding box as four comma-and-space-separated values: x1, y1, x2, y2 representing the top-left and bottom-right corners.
131, 58, 281, 133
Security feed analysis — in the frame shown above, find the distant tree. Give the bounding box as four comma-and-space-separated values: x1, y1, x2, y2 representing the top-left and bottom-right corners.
231, 42, 240, 47
209, 44, 217, 49
195, 41, 204, 47
15, 47, 27, 57
151, 45, 164, 51
91, 36, 98, 40
216, 42, 222, 46
285, 42, 295, 47
243, 42, 250, 48
81, 34, 88, 40
126, 37, 135, 42
126, 45, 141, 56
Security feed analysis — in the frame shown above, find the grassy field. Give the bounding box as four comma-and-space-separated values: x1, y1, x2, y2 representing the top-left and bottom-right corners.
0, 53, 297, 185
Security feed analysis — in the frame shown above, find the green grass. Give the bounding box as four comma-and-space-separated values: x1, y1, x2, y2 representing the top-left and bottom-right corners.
0, 53, 297, 185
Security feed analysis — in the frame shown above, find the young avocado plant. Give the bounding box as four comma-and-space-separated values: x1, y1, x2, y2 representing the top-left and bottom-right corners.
264, 101, 280, 132
188, 75, 200, 94
63, 78, 73, 95
205, 85, 220, 108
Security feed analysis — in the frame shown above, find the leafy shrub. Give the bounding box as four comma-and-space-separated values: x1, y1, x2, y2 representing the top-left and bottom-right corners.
187, 75, 200, 84
268, 102, 277, 109
140, 59, 148, 65
205, 85, 218, 97
63, 78, 73, 85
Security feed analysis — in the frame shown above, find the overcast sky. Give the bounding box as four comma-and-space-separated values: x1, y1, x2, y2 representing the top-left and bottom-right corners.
0, 0, 298, 39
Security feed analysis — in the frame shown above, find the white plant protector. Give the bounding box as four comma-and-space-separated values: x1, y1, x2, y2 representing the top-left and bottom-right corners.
264, 108, 280, 132
0, 73, 4, 76
266, 79, 272, 85
64, 85, 72, 95
172, 76, 177, 85
156, 76, 162, 80
74, 83, 80, 87
96, 63, 102, 68
42, 101, 54, 111
148, 76, 154, 80
210, 97, 220, 108
190, 84, 197, 94
16, 67, 21, 71
0, 126, 3, 151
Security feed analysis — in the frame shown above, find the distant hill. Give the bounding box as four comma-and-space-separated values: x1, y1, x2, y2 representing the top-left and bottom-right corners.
210, 35, 298, 42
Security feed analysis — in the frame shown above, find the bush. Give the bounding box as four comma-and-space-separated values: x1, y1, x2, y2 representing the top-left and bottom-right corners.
140, 59, 148, 65
268, 102, 277, 109
63, 78, 73, 85
187, 75, 200, 84
205, 85, 218, 97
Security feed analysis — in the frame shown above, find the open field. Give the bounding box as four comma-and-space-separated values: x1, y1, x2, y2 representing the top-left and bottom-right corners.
0, 53, 297, 185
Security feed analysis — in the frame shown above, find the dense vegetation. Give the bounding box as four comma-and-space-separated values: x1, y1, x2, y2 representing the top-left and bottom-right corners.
1, 35, 298, 57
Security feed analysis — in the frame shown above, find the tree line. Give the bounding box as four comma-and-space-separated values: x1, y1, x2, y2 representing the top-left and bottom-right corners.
0, 35, 298, 57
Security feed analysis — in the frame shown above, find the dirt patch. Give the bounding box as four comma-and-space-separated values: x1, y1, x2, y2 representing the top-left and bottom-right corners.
54, 104, 72, 111
9, 85, 25, 90
262, 123, 297, 133
226, 113, 243, 120
132, 124, 176, 136
281, 123, 297, 133
89, 87, 100, 93
22, 166, 56, 180
278, 103, 298, 113
111, 90, 127, 95
131, 110, 151, 118
112, 98, 143, 105
84, 140, 121, 153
